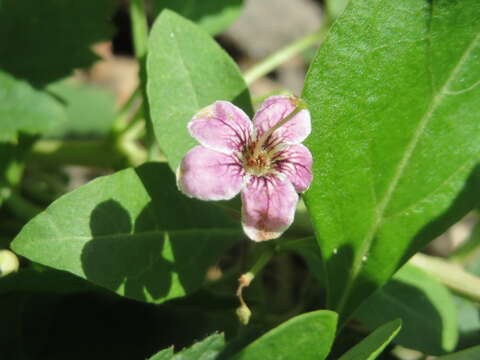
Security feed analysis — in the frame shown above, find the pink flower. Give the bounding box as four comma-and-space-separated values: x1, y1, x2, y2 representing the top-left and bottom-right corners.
176, 95, 313, 242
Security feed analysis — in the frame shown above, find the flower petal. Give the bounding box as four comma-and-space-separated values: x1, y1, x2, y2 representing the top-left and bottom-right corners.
177, 145, 244, 201
274, 144, 313, 192
188, 101, 253, 154
253, 95, 311, 144
241, 176, 299, 241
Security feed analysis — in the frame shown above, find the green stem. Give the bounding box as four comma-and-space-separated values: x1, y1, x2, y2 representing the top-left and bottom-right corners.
410, 253, 480, 302
129, 0, 149, 59
243, 27, 327, 85
236, 244, 275, 325
117, 97, 145, 137
113, 86, 142, 134
249, 244, 275, 276
129, 0, 156, 161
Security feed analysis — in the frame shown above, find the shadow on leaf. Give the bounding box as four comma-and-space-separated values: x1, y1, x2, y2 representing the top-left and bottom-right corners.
80, 162, 242, 304
81, 199, 173, 302
355, 274, 451, 355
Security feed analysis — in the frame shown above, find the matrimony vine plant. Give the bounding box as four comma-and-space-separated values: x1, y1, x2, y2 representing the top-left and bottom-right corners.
1, 0, 480, 359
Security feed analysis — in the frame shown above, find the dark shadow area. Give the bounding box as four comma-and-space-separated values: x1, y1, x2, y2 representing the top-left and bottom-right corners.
81, 199, 173, 302
0, 273, 240, 360
0, 290, 178, 360
112, 6, 134, 56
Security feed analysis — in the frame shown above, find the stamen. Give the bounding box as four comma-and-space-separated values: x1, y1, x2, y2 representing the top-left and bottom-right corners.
252, 98, 307, 157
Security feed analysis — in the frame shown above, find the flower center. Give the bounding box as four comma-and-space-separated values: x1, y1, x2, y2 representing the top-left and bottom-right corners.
242, 142, 274, 177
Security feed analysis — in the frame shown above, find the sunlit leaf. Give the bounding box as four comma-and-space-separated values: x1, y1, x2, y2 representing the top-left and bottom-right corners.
12, 163, 243, 304
147, 10, 252, 171
149, 334, 224, 360
232, 310, 337, 360
303, 0, 480, 320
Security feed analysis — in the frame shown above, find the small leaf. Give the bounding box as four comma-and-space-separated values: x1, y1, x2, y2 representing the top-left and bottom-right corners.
232, 310, 337, 360
149, 347, 174, 360
147, 10, 253, 171
173, 333, 225, 360
149, 334, 224, 360
152, 0, 244, 35
338, 319, 401, 360
0, 71, 65, 142
0, 0, 116, 86
12, 163, 243, 304
355, 265, 458, 355
437, 345, 480, 360
302, 0, 480, 320
46, 80, 117, 138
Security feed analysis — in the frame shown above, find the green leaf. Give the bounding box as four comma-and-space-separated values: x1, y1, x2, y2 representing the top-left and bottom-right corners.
152, 0, 244, 36
149, 334, 224, 360
11, 163, 243, 303
355, 265, 458, 355
149, 348, 174, 360
46, 80, 117, 138
147, 10, 253, 171
438, 345, 480, 360
232, 310, 337, 360
302, 0, 480, 320
338, 319, 401, 360
0, 0, 115, 86
174, 333, 225, 360
0, 71, 66, 142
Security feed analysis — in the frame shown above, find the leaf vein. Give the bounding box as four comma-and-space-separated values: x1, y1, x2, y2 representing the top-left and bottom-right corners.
336, 31, 480, 314
381, 157, 475, 222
